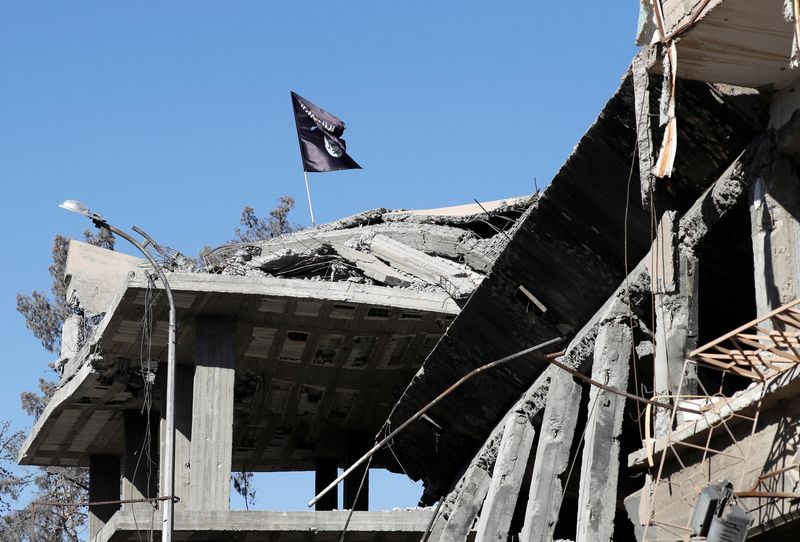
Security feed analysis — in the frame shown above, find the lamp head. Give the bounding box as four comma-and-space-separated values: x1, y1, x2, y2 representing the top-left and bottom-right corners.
59, 200, 107, 225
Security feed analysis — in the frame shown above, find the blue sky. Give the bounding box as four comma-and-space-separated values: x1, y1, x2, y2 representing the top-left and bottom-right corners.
0, 2, 638, 513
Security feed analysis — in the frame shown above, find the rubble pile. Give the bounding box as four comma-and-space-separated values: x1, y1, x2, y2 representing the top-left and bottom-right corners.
204, 197, 535, 300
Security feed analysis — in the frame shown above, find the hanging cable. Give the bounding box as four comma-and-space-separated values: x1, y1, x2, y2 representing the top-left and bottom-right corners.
309, 336, 564, 508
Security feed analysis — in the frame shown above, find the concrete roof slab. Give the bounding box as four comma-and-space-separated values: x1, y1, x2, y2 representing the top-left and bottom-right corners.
20, 270, 459, 471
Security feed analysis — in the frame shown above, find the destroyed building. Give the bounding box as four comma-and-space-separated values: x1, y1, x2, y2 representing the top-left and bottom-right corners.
16, 1, 800, 540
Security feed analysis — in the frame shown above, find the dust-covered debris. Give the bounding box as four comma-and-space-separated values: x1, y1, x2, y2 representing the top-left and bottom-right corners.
201, 196, 537, 301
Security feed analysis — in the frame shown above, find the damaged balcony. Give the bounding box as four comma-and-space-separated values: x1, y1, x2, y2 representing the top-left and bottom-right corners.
17, 197, 528, 541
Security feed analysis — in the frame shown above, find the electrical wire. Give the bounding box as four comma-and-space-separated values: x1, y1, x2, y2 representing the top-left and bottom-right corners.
131, 273, 160, 542
624, 112, 646, 444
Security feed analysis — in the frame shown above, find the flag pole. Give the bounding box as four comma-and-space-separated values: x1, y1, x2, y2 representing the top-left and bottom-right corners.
303, 170, 316, 226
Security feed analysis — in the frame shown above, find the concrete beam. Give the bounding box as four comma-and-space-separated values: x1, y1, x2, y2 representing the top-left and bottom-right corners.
425, 414, 502, 540
93, 509, 437, 542
88, 455, 121, 540
520, 370, 582, 542
474, 406, 537, 542
332, 243, 411, 287
677, 143, 754, 253
632, 49, 656, 208
576, 321, 632, 542
124, 271, 462, 316
189, 317, 236, 511
246, 222, 481, 269
367, 234, 481, 299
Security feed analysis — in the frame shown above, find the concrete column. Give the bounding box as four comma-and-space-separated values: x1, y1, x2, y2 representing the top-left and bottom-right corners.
651, 211, 699, 434
162, 363, 194, 511
189, 317, 236, 511
343, 431, 370, 511
122, 410, 159, 517
88, 455, 121, 540
520, 370, 582, 542
632, 49, 655, 209
474, 408, 536, 542
576, 321, 632, 542
176, 363, 194, 511
315, 458, 339, 511
751, 153, 800, 317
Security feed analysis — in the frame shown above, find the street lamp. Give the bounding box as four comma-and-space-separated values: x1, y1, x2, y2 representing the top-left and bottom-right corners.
60, 200, 177, 542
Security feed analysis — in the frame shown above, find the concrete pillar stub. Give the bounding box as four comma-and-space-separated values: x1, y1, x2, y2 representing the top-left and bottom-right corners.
189, 316, 236, 511
576, 321, 632, 542
88, 455, 121, 540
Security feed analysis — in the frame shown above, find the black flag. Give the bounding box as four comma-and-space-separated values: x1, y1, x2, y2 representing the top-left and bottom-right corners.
291, 91, 361, 173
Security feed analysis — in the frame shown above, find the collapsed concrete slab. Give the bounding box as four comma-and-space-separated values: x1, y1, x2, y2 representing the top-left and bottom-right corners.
384, 64, 760, 502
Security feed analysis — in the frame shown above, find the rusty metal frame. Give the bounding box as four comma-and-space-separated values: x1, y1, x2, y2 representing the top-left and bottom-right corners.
640, 299, 800, 540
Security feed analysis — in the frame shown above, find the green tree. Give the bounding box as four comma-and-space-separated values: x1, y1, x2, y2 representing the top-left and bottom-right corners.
229, 197, 297, 507
5, 229, 113, 541
16, 229, 113, 353
234, 196, 296, 243
0, 422, 26, 514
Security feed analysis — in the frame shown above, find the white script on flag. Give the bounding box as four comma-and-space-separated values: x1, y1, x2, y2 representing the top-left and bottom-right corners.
299, 101, 338, 133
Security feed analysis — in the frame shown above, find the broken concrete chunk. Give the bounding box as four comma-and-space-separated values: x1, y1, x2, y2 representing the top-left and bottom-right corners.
64, 240, 146, 314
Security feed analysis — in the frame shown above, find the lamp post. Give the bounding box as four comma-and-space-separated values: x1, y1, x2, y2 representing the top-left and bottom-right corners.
60, 200, 177, 542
